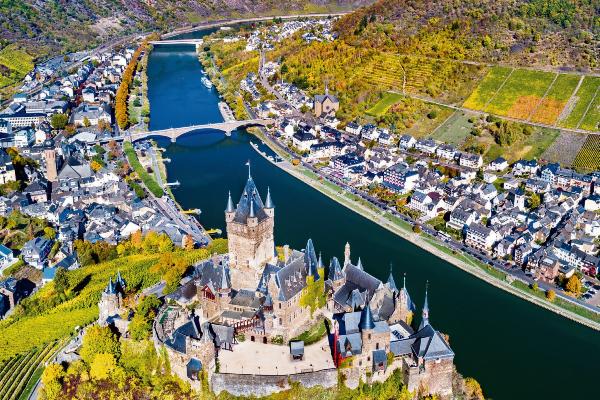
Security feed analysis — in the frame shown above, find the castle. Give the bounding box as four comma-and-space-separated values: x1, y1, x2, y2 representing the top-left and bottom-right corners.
153, 169, 455, 397
98, 272, 130, 335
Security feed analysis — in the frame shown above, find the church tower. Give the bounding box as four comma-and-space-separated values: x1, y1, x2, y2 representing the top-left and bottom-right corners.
225, 165, 275, 289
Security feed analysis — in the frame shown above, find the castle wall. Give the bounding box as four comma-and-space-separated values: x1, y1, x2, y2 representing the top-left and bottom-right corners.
210, 369, 338, 397
403, 358, 454, 397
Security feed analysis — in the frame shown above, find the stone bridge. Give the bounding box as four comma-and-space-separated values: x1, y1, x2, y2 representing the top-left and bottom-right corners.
149, 39, 204, 50
128, 119, 275, 142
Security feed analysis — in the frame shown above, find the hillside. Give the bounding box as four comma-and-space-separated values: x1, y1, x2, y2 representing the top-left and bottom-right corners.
0, 0, 371, 57
335, 0, 599, 70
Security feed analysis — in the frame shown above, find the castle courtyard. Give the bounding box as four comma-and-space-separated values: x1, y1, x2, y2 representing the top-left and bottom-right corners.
218, 337, 334, 375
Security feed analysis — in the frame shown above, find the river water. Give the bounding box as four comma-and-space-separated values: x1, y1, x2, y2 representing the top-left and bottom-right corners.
147, 39, 600, 399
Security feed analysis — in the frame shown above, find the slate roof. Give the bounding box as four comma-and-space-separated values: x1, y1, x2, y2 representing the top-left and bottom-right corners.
232, 176, 269, 223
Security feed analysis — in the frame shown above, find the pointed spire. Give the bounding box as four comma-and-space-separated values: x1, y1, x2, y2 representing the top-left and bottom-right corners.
265, 187, 274, 209
387, 263, 398, 293
317, 252, 323, 269
419, 281, 430, 330
329, 257, 344, 281
359, 300, 375, 331
403, 272, 406, 289
344, 242, 351, 266
226, 191, 235, 213
249, 199, 255, 218
246, 159, 252, 179
356, 257, 363, 270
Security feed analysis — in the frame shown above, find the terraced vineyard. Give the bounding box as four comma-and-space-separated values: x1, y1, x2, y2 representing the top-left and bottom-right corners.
463, 67, 512, 110
0, 341, 62, 400
0, 45, 34, 89
485, 69, 556, 119
531, 74, 581, 124
465, 67, 600, 131
541, 131, 590, 167
559, 76, 600, 130
572, 135, 600, 172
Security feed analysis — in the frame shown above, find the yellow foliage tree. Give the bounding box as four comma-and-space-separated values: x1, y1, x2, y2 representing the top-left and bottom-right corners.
41, 363, 64, 400
90, 160, 102, 172
565, 275, 582, 296
90, 353, 117, 380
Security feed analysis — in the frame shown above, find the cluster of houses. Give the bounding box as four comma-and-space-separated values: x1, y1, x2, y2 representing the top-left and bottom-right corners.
245, 18, 336, 51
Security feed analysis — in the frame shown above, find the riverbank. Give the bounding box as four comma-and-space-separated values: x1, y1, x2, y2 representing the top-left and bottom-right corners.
249, 127, 600, 332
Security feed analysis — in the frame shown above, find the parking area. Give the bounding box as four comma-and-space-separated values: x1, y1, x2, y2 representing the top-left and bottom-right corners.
218, 336, 334, 375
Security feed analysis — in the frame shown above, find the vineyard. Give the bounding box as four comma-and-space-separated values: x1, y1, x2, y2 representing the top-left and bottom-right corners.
0, 45, 34, 88
572, 135, 600, 172
0, 340, 63, 400
541, 131, 589, 167
464, 67, 600, 132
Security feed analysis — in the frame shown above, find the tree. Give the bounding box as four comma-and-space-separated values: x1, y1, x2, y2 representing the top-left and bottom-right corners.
528, 192, 541, 209
90, 353, 118, 380
43, 226, 56, 239
90, 160, 103, 172
546, 289, 556, 302
463, 377, 484, 400
41, 363, 64, 400
53, 267, 69, 294
83, 116, 91, 127
80, 325, 120, 365
565, 275, 582, 296
299, 269, 326, 316
50, 113, 68, 130
531, 282, 539, 292
412, 224, 422, 234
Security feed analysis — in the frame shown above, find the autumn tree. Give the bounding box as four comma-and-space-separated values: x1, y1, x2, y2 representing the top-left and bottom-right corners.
565, 275, 582, 296
41, 363, 65, 400
50, 113, 68, 130
90, 353, 118, 380
546, 289, 556, 302
43, 226, 56, 239
53, 267, 69, 295
80, 325, 121, 365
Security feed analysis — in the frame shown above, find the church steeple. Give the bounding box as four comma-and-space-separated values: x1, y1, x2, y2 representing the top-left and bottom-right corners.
419, 282, 430, 330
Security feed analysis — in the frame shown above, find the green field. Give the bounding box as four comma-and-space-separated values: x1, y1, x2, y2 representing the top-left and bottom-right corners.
485, 69, 556, 119
366, 92, 405, 116
530, 74, 581, 124
485, 127, 560, 162
463, 66, 512, 110
430, 111, 475, 145
559, 76, 600, 129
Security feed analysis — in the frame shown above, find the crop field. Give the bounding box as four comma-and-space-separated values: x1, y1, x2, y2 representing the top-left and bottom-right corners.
530, 74, 581, 124
572, 135, 600, 172
463, 67, 512, 110
541, 131, 589, 166
366, 92, 404, 116
430, 111, 475, 145
559, 76, 600, 129
484, 69, 556, 119
579, 90, 600, 131
0, 340, 62, 400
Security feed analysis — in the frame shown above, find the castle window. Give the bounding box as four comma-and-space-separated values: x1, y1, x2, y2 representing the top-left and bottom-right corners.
368, 334, 371, 340
279, 303, 281, 309
376, 343, 379, 350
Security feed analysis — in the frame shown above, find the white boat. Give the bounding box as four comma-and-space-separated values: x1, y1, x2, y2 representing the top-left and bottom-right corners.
201, 76, 213, 89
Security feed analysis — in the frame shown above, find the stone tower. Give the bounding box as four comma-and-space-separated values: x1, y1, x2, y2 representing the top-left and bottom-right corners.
98, 277, 123, 324
388, 270, 414, 325
344, 242, 351, 266
44, 149, 57, 182
226, 169, 275, 289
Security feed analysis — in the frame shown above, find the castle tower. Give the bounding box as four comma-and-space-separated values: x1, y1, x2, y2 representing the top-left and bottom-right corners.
344, 242, 351, 266
388, 271, 414, 325
98, 277, 122, 325
305, 238, 319, 280
328, 257, 345, 291
44, 149, 57, 182
225, 166, 275, 289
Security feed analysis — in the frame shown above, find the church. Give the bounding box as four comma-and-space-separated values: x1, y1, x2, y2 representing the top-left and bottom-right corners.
153, 168, 455, 397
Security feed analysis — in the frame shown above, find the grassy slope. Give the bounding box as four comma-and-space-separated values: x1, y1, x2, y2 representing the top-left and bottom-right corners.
366, 92, 404, 116
560, 76, 600, 128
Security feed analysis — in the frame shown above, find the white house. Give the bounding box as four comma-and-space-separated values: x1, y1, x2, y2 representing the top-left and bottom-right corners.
465, 223, 497, 254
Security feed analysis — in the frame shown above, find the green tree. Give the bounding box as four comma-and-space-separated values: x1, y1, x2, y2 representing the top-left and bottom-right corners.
53, 267, 69, 294
50, 113, 68, 130
80, 325, 120, 365
299, 269, 326, 316
83, 116, 91, 127
528, 192, 541, 209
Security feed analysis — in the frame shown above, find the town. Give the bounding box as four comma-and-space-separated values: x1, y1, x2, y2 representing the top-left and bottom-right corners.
0, 13, 598, 400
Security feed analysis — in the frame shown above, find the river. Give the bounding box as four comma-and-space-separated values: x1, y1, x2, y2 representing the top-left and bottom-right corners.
146, 38, 600, 400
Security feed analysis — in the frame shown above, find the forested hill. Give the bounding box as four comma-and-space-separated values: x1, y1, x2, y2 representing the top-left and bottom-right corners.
0, 0, 372, 56
335, 0, 599, 70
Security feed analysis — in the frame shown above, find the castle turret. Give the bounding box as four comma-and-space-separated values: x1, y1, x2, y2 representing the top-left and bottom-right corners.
356, 257, 363, 270
344, 242, 351, 266
359, 301, 375, 331
225, 191, 235, 222
387, 264, 398, 294
264, 187, 274, 218
305, 238, 319, 280
419, 283, 430, 330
